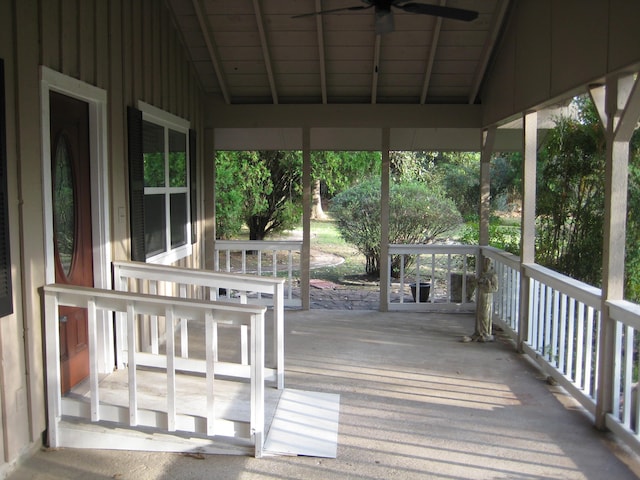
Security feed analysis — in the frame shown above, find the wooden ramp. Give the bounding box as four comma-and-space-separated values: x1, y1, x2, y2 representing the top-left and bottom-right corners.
264, 389, 340, 458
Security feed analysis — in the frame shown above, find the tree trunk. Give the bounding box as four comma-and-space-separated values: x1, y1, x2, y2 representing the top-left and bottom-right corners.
311, 179, 328, 220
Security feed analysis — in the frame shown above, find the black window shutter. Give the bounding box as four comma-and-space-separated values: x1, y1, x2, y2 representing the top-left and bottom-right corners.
0, 59, 13, 317
127, 106, 146, 261
189, 129, 197, 244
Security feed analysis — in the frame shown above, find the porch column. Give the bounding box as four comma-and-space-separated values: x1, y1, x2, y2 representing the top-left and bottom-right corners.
301, 128, 311, 310
517, 111, 537, 350
479, 127, 496, 248
593, 74, 640, 429
379, 128, 391, 312
204, 127, 216, 270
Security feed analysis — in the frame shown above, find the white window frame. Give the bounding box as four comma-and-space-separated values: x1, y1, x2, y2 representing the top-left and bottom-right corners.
138, 101, 192, 264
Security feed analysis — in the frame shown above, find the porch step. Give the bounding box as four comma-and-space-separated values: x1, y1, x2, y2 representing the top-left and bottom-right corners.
264, 389, 340, 458
56, 418, 254, 456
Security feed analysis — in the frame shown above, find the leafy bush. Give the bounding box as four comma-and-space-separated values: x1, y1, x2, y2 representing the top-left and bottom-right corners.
330, 179, 463, 276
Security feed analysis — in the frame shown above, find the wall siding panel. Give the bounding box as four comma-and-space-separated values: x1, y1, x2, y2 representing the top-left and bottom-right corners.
39, 0, 61, 70
14, 0, 46, 453
61, 0, 79, 78
95, 0, 109, 90
79, 0, 96, 85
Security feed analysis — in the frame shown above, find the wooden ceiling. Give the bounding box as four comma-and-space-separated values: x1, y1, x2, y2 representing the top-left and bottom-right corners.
167, 0, 510, 106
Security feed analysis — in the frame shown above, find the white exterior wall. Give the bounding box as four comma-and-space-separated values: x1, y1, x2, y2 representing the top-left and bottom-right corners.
0, 0, 205, 475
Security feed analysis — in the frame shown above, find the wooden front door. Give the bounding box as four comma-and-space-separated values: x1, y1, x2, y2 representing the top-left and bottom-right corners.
50, 91, 94, 393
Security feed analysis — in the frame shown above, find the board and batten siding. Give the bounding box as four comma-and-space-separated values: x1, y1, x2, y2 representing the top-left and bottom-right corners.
0, 0, 205, 474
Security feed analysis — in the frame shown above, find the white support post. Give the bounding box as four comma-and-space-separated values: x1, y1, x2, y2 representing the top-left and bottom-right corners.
301, 127, 311, 310
518, 111, 537, 350
594, 73, 640, 429
380, 128, 391, 312
87, 298, 100, 422
44, 291, 62, 447
205, 127, 216, 270
251, 312, 265, 457
274, 281, 285, 389
479, 127, 496, 248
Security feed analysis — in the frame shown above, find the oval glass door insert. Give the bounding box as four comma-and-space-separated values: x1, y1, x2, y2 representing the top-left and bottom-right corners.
53, 135, 76, 278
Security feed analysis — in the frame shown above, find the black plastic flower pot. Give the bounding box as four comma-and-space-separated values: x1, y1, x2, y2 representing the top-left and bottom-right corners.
410, 282, 431, 303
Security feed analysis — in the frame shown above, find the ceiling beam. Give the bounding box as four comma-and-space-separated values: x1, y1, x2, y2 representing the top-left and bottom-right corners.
420, 0, 446, 104
315, 0, 328, 104
191, 0, 231, 104
371, 34, 382, 104
208, 103, 483, 128
252, 0, 278, 104
468, 0, 511, 104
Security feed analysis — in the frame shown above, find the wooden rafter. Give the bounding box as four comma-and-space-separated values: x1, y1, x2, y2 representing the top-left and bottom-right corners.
468, 0, 511, 104
420, 0, 446, 104
191, 0, 231, 104
252, 0, 278, 104
315, 0, 328, 104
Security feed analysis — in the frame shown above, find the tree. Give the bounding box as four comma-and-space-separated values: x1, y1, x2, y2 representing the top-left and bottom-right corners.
536, 96, 606, 286
215, 150, 302, 240
310, 151, 381, 219
330, 179, 463, 276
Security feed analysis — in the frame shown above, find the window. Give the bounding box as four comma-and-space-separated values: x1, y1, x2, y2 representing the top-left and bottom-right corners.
128, 102, 194, 264
0, 59, 12, 317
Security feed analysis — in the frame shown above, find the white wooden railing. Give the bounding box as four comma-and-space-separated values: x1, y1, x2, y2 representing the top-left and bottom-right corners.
112, 261, 285, 389
483, 246, 640, 456
43, 284, 267, 457
386, 244, 479, 311
606, 300, 640, 447
520, 263, 603, 413
214, 240, 302, 307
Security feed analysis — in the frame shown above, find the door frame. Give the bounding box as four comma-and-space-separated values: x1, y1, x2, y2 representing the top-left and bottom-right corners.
40, 67, 113, 373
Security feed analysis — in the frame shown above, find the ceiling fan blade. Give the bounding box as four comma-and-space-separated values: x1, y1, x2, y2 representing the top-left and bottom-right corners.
396, 3, 478, 21
292, 4, 373, 19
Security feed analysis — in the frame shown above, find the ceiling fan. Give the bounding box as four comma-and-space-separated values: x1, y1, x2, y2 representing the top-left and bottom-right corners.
292, 0, 479, 35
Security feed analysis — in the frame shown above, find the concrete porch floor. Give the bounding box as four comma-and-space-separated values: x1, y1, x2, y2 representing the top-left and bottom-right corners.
8, 309, 640, 480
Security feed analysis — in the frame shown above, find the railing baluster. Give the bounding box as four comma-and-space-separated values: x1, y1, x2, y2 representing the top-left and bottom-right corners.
575, 302, 585, 389
179, 283, 189, 358
584, 306, 595, 396
166, 306, 176, 432
551, 289, 560, 366
623, 325, 634, 426
559, 293, 567, 373
150, 279, 159, 354
567, 297, 576, 381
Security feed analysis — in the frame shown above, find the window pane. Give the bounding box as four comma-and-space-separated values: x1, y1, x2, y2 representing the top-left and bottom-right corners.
170, 193, 187, 248
144, 194, 166, 257
169, 129, 187, 187
143, 120, 165, 187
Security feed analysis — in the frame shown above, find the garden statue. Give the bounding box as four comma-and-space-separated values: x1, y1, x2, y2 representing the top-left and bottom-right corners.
462, 257, 498, 343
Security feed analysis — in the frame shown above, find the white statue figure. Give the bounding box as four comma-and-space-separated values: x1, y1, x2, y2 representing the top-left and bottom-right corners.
462, 257, 498, 343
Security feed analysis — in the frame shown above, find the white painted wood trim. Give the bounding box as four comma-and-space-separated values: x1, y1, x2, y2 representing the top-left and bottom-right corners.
40, 66, 113, 373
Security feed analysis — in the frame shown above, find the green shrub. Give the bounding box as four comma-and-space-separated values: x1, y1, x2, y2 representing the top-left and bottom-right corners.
330, 179, 463, 276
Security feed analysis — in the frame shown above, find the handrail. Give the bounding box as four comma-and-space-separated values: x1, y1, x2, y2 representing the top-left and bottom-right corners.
113, 261, 285, 389
43, 283, 267, 457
